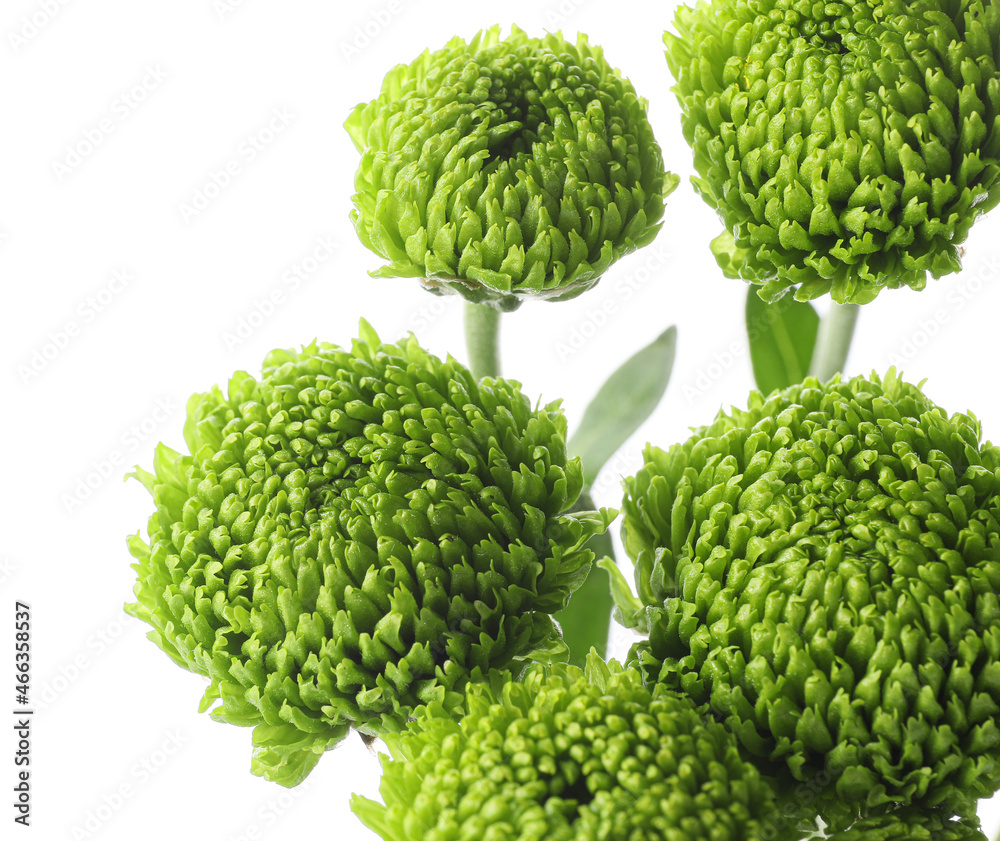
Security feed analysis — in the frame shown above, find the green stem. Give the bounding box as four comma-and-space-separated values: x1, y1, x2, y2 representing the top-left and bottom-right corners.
464, 302, 502, 379
808, 302, 860, 382
554, 490, 615, 668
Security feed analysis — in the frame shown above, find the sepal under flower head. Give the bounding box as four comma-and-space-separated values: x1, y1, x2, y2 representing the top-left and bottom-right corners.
126, 321, 612, 786
666, 0, 1000, 304
613, 370, 1000, 819
352, 653, 782, 841
347, 26, 676, 311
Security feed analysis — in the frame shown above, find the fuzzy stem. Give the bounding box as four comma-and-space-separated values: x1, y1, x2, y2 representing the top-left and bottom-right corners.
809, 302, 860, 382
464, 302, 502, 380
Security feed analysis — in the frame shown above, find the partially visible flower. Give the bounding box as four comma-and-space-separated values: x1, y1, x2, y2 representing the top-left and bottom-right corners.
347, 26, 677, 311
352, 654, 782, 841
611, 371, 1000, 820
665, 0, 1000, 304
825, 807, 986, 841
126, 322, 611, 786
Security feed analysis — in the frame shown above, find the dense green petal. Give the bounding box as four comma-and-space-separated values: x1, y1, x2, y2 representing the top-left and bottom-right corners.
352, 654, 783, 841
666, 0, 1000, 304
617, 371, 1000, 821
825, 806, 986, 840
126, 323, 610, 784
348, 26, 676, 309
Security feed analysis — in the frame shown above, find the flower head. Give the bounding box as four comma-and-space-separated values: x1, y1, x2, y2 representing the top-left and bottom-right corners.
825, 807, 986, 841
665, 0, 1000, 304
347, 26, 676, 311
612, 371, 1000, 818
126, 322, 611, 785
352, 655, 781, 841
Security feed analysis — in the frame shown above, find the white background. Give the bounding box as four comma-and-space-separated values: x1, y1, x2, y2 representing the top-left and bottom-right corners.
3, 0, 1000, 838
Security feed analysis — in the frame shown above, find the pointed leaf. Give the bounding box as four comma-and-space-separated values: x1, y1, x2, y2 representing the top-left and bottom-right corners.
569, 326, 677, 487
746, 288, 819, 394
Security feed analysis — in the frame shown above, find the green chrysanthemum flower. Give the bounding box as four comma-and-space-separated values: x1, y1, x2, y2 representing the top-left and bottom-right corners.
126, 322, 611, 786
609, 371, 1000, 821
825, 806, 986, 841
347, 26, 677, 311
665, 0, 1000, 304
352, 655, 782, 841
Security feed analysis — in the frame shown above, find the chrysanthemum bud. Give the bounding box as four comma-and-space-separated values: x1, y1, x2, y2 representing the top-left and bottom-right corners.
613, 371, 1000, 819
665, 1, 1000, 304
126, 322, 611, 786
347, 26, 677, 311
352, 654, 781, 841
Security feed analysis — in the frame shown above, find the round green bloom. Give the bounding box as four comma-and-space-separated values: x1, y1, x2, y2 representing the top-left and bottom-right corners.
610, 371, 1000, 818
126, 322, 611, 786
665, 0, 1000, 304
352, 655, 781, 841
347, 26, 677, 311
825, 807, 986, 841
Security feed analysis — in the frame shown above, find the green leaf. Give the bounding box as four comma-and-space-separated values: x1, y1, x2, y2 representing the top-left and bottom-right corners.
746, 288, 819, 394
597, 556, 648, 634
555, 522, 614, 668
569, 326, 677, 487
558, 326, 675, 668
552, 504, 617, 668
